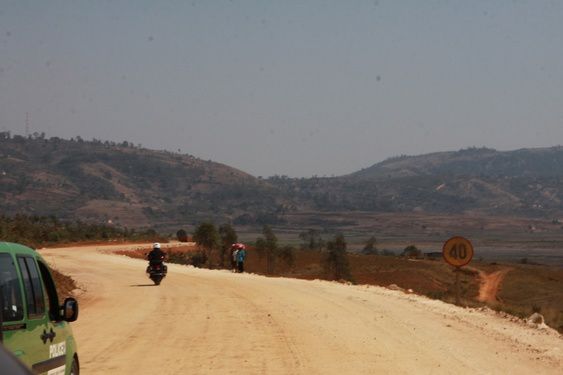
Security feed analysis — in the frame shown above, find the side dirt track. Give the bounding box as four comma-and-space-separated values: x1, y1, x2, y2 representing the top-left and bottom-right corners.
40, 244, 562, 375
477, 267, 512, 303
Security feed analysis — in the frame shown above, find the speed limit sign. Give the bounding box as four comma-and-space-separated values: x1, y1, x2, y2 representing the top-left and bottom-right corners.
442, 236, 474, 267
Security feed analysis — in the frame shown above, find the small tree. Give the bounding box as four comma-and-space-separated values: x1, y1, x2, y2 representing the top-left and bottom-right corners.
362, 235, 379, 255
256, 225, 278, 274
218, 223, 238, 268
176, 229, 188, 242
278, 245, 295, 268
324, 234, 352, 282
299, 229, 324, 251
190, 251, 208, 268
402, 245, 421, 258
193, 222, 220, 267
254, 237, 266, 262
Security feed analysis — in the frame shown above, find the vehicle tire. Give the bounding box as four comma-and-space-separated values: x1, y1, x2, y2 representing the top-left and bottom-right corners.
152, 276, 162, 285
70, 357, 79, 375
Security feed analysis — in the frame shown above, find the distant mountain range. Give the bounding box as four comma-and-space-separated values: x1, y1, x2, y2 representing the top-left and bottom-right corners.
1, 133, 562, 229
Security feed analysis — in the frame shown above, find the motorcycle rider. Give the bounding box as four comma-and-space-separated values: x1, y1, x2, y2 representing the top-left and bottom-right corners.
146, 242, 167, 272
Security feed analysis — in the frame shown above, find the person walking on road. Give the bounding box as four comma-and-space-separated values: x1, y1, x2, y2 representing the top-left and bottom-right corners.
236, 244, 247, 273
231, 244, 239, 273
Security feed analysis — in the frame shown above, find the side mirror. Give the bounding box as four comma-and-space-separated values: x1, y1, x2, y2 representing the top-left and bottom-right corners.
61, 298, 79, 322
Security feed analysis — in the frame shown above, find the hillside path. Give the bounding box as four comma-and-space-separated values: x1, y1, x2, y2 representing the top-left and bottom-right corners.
477, 268, 512, 303
40, 244, 562, 375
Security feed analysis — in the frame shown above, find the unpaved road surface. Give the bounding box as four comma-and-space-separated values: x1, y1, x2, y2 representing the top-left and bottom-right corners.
41, 244, 562, 374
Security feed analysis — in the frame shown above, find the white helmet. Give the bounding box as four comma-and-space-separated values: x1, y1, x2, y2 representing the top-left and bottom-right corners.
153, 242, 161, 249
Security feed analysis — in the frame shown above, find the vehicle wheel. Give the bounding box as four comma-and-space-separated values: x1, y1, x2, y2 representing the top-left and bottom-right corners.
69, 357, 79, 375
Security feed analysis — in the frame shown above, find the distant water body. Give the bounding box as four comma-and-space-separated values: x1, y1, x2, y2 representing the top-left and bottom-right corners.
476, 247, 563, 267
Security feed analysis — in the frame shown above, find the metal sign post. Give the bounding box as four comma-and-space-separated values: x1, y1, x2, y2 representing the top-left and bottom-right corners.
442, 236, 474, 306
454, 267, 460, 305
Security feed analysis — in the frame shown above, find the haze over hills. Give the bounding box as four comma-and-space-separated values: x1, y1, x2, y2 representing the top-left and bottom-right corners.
269, 146, 563, 219
352, 147, 563, 179
0, 133, 280, 228
1, 133, 562, 229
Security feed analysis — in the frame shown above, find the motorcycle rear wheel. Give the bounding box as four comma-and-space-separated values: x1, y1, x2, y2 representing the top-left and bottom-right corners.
151, 275, 162, 285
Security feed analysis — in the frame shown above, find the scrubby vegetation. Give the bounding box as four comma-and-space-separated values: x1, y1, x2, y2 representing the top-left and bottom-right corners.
192, 222, 220, 267
324, 234, 352, 282
0, 214, 163, 248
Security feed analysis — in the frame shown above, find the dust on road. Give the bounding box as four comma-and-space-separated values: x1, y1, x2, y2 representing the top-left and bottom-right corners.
40, 244, 562, 374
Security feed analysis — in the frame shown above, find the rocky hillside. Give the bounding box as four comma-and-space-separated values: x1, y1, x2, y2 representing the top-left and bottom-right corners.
351, 147, 563, 179
2, 134, 562, 229
0, 134, 285, 228
267, 147, 563, 217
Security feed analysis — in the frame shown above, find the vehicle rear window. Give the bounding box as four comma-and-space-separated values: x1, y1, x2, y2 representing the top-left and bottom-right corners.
17, 257, 45, 319
0, 253, 24, 322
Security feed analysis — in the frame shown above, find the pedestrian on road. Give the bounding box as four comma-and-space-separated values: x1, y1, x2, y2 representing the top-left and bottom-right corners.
236, 244, 247, 273
231, 244, 239, 273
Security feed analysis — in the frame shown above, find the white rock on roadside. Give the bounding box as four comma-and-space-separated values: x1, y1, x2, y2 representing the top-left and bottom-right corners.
526, 313, 549, 329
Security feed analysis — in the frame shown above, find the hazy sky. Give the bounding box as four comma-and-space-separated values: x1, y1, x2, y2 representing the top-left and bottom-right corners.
1, 1, 562, 177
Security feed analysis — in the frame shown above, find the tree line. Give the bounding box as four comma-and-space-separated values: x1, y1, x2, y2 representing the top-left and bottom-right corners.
0, 211, 419, 282
180, 222, 356, 282
184, 223, 424, 282
0, 214, 163, 248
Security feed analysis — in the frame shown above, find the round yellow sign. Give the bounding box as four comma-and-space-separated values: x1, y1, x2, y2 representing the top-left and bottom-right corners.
442, 236, 474, 267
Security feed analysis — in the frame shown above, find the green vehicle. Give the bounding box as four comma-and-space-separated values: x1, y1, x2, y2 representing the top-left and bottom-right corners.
0, 242, 79, 375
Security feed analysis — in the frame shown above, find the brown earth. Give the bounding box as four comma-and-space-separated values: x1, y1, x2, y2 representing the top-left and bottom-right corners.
477, 268, 512, 303
39, 243, 562, 374
50, 268, 79, 299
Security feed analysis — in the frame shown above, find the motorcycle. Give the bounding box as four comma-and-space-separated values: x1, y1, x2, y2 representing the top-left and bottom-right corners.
146, 255, 167, 285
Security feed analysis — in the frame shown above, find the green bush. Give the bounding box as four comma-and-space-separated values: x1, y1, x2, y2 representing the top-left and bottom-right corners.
190, 251, 208, 268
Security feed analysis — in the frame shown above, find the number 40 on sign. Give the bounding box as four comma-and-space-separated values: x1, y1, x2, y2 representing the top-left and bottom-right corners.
442, 236, 474, 267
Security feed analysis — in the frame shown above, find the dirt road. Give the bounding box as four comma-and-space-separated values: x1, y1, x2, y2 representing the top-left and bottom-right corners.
40, 244, 562, 374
